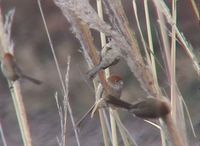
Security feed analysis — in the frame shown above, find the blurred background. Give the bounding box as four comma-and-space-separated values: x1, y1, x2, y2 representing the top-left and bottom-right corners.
0, 0, 199, 145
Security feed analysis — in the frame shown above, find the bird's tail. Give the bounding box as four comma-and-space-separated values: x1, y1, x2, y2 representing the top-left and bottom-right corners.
86, 64, 101, 79
106, 96, 133, 110
21, 74, 42, 85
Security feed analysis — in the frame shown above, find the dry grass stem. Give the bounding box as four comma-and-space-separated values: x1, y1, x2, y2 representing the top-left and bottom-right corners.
11, 82, 32, 146
96, 1, 122, 146
53, 1, 112, 145
2, 0, 197, 146
113, 111, 138, 146
0, 9, 33, 146
0, 120, 7, 146
190, 0, 200, 23
38, 1, 81, 145
163, 115, 186, 146
155, 0, 200, 75
132, 0, 151, 67
52, 0, 197, 146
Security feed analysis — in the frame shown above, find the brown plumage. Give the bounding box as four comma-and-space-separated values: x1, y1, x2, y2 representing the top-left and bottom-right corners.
107, 75, 123, 98
129, 98, 171, 118
76, 75, 123, 127
107, 96, 171, 119
107, 96, 170, 118
1, 53, 42, 84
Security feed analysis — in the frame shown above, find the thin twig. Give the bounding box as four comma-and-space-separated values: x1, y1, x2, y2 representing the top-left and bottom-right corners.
64, 56, 81, 146
144, 0, 158, 86
190, 0, 200, 23
132, 0, 150, 64
0, 121, 7, 146
37, 0, 65, 89
113, 110, 138, 146
96, 1, 120, 146
38, 1, 81, 145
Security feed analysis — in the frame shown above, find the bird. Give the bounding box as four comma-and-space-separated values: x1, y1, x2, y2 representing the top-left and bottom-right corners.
1, 53, 42, 85
106, 75, 123, 98
87, 46, 121, 79
128, 97, 170, 118
106, 96, 171, 119
76, 75, 124, 127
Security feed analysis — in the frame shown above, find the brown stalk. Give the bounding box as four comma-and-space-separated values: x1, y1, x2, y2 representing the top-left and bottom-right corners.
162, 114, 185, 146
78, 22, 110, 93
105, 1, 185, 146
78, 21, 112, 146
54, 0, 186, 145
64, 9, 112, 145
104, 0, 157, 96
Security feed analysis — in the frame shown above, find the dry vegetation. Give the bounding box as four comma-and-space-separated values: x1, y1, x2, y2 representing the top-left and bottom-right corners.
0, 0, 200, 146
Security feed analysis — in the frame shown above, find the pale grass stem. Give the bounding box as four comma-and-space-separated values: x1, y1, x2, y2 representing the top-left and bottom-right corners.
0, 9, 33, 146
51, 1, 197, 146
38, 1, 81, 145
0, 121, 7, 146
96, 1, 120, 146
